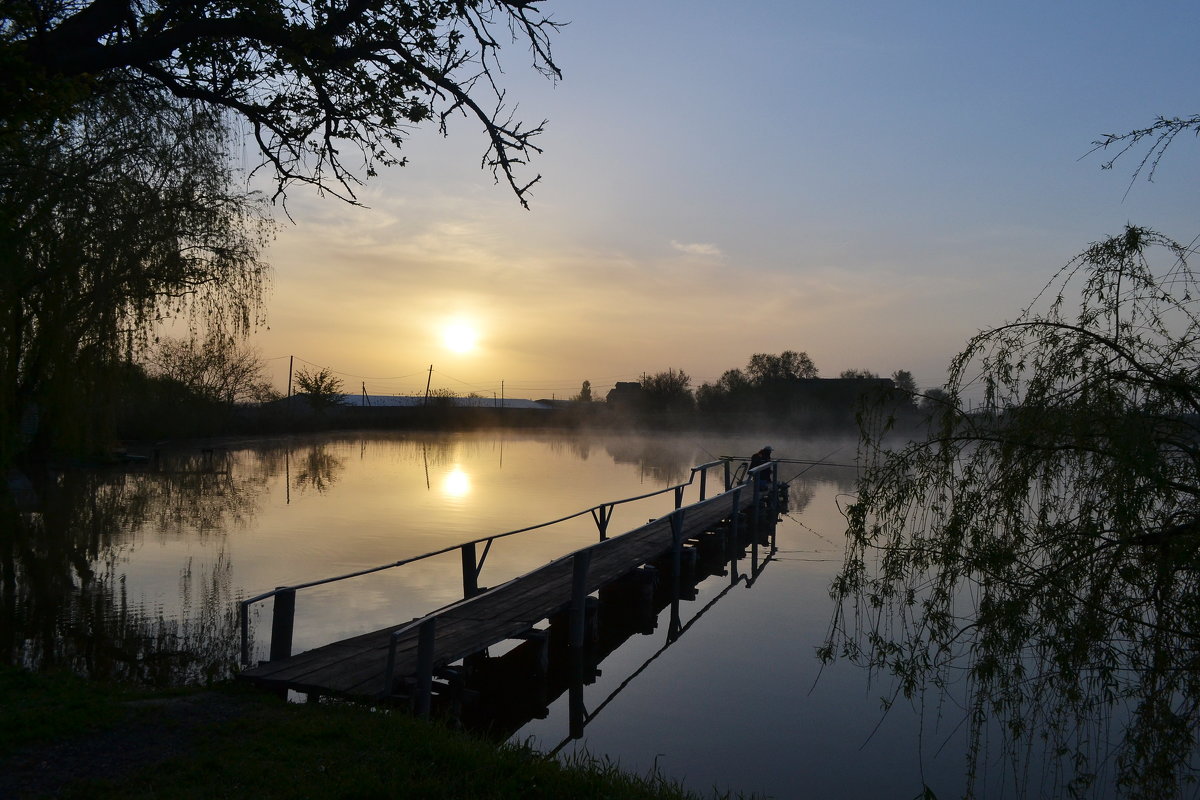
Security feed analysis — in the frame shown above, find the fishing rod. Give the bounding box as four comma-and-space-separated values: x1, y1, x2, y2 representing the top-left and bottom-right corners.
719, 455, 857, 469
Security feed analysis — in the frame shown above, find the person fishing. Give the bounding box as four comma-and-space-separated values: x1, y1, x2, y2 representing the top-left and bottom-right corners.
748, 445, 773, 489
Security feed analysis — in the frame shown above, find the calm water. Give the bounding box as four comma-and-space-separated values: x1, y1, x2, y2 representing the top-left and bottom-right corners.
4, 430, 970, 798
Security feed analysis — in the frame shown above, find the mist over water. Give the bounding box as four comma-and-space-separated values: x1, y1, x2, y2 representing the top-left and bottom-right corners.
4, 429, 976, 798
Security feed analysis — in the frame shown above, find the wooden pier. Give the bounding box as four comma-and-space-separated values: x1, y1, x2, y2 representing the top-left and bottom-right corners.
238, 460, 782, 713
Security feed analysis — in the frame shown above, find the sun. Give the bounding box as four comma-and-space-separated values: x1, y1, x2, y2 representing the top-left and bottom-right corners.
442, 321, 479, 354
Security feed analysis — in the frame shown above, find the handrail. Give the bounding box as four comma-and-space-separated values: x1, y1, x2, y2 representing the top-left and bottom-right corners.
381, 477, 764, 702
239, 457, 732, 665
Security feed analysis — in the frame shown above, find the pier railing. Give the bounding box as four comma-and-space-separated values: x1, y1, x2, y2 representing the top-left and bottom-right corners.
382, 459, 780, 712
239, 457, 766, 666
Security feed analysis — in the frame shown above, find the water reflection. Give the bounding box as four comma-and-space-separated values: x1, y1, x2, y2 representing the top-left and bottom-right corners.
290, 444, 344, 496
603, 437, 699, 484
451, 493, 787, 744
1, 450, 267, 684
441, 466, 471, 498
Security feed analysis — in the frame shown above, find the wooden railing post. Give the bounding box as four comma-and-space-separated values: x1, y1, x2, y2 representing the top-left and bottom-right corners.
674, 486, 684, 509
724, 459, 732, 492
461, 542, 479, 599
239, 601, 250, 666
751, 472, 762, 532
590, 504, 613, 541
728, 486, 742, 583
269, 588, 296, 662
699, 469, 708, 501
771, 462, 781, 517
413, 618, 437, 718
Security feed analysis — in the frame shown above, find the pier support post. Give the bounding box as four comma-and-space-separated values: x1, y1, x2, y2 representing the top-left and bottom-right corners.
669, 510, 685, 582
413, 618, 437, 718
568, 550, 593, 739
461, 542, 479, 599
569, 551, 593, 653
269, 588, 296, 662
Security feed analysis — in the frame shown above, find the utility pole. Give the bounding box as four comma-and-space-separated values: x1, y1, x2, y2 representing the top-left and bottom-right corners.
362, 381, 370, 407
287, 355, 294, 398
423, 364, 433, 407
501, 380, 505, 408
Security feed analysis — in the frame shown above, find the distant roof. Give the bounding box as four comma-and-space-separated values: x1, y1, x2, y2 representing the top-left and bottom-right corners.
336, 394, 552, 410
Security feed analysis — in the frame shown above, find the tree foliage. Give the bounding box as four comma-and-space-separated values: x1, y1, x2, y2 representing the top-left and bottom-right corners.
574, 380, 592, 403
1089, 114, 1200, 188
824, 226, 1200, 797
745, 350, 818, 383
146, 335, 276, 405
1, 0, 561, 204
889, 369, 918, 403
0, 83, 269, 463
294, 367, 344, 411
838, 368, 878, 379
640, 369, 693, 414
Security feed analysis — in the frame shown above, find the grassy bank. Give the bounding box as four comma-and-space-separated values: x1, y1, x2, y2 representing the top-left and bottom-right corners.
1, 668, 745, 799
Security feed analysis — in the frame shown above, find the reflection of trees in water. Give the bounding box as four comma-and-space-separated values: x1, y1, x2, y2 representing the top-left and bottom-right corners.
1, 451, 265, 684
786, 480, 814, 515
543, 436, 592, 462
291, 444, 344, 495
603, 438, 699, 485
141, 452, 267, 537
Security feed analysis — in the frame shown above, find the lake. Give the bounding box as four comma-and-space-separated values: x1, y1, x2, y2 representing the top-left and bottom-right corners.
4, 429, 970, 798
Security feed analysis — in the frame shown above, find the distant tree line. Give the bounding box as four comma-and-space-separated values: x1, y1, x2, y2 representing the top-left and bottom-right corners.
591, 351, 932, 429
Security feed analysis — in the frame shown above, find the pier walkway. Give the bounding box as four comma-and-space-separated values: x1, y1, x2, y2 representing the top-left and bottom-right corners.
237, 460, 781, 712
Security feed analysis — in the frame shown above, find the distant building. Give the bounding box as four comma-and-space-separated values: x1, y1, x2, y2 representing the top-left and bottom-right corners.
605, 382, 643, 411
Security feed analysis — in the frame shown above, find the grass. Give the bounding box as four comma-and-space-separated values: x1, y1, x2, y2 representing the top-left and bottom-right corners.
2, 667, 749, 799
0, 666, 131, 752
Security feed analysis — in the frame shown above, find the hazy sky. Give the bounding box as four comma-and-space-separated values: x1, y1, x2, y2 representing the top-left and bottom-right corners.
249, 0, 1198, 400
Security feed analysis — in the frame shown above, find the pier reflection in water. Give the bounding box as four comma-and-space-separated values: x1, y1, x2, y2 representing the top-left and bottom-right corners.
454, 515, 779, 747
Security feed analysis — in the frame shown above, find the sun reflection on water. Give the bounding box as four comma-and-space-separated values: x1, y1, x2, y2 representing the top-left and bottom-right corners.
441, 466, 471, 498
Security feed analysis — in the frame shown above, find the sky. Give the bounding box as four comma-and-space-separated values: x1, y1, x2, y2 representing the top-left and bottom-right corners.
247, 0, 1199, 401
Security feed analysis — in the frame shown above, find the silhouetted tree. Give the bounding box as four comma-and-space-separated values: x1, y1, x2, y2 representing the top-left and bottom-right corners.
0, 84, 269, 464
640, 369, 694, 414
697, 368, 751, 412
838, 368, 878, 379
890, 370, 918, 397
1, 0, 561, 204
294, 367, 345, 412
574, 380, 593, 403
825, 226, 1200, 797
146, 335, 275, 405
745, 351, 818, 383
916, 386, 952, 418
1089, 113, 1200, 185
